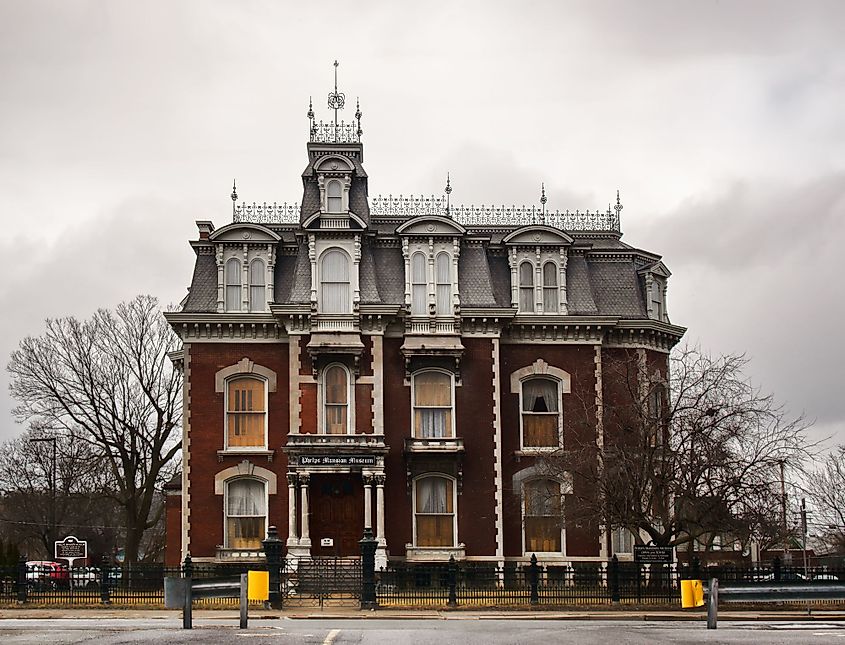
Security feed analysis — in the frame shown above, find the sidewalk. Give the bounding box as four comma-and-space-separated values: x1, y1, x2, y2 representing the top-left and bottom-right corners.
2, 607, 845, 621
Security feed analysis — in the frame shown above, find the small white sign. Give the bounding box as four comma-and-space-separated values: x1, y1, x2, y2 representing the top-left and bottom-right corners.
320, 538, 334, 547
55, 535, 88, 568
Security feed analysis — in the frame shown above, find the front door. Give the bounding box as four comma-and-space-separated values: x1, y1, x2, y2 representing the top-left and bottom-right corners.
309, 474, 364, 556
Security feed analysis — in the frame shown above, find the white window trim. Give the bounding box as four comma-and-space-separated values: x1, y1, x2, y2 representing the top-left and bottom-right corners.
225, 257, 242, 312
401, 238, 460, 323
222, 476, 269, 550
215, 358, 278, 453
223, 375, 269, 451
412, 474, 458, 548
509, 247, 568, 315
248, 257, 266, 313
411, 369, 456, 439
518, 377, 563, 451
319, 362, 355, 435
317, 246, 353, 314
510, 359, 571, 452
518, 260, 535, 313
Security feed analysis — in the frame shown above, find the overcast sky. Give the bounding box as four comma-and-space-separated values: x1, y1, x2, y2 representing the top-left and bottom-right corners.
1, 0, 843, 448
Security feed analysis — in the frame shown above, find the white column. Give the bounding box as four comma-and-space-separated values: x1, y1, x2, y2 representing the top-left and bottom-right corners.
375, 474, 386, 545
299, 473, 311, 546
286, 473, 298, 546
363, 474, 373, 530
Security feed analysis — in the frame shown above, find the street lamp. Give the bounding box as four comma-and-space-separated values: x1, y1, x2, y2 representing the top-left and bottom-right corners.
29, 435, 57, 552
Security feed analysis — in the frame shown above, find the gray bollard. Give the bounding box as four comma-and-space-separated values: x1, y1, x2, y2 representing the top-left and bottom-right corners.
240, 573, 248, 629
707, 578, 718, 630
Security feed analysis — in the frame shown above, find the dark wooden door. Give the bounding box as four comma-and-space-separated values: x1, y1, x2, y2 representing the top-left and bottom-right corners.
309, 474, 363, 556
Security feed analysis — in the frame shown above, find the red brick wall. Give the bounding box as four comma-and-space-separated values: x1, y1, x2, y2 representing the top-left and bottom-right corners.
164, 492, 181, 566
186, 343, 290, 558
382, 338, 412, 552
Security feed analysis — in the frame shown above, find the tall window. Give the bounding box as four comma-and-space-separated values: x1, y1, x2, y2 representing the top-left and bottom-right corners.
411, 252, 427, 315
225, 478, 266, 549
249, 258, 265, 312
414, 476, 455, 547
320, 249, 350, 313
651, 280, 664, 320
612, 528, 634, 554
413, 371, 453, 438
226, 377, 266, 448
647, 384, 665, 447
326, 180, 342, 212
519, 261, 534, 312
225, 258, 242, 311
524, 479, 561, 552
435, 252, 451, 316
324, 364, 349, 434
521, 378, 560, 448
542, 262, 558, 313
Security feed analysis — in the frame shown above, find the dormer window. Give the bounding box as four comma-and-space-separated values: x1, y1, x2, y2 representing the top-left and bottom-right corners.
327, 180, 343, 213
249, 258, 265, 312
411, 252, 427, 315
435, 252, 451, 316
225, 258, 241, 311
651, 279, 664, 321
519, 262, 534, 313
320, 248, 351, 313
543, 262, 558, 313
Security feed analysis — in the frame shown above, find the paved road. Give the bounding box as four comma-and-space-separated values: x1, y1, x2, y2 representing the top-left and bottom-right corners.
1, 618, 845, 644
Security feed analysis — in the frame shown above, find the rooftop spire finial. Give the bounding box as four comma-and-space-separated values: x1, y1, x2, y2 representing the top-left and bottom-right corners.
614, 189, 623, 228
327, 60, 346, 140
539, 182, 547, 224
231, 179, 238, 216
445, 173, 452, 216
355, 97, 363, 142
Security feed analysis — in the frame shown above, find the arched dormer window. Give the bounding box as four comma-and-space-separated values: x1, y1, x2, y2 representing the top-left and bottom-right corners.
519, 261, 534, 313
326, 180, 342, 213
650, 279, 664, 321
543, 262, 558, 313
411, 252, 427, 316
323, 364, 350, 434
225, 258, 242, 312
320, 249, 351, 313
412, 370, 454, 438
435, 252, 451, 316
249, 258, 265, 312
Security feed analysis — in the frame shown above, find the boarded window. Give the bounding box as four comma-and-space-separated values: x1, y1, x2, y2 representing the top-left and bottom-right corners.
524, 479, 561, 552
521, 378, 560, 447
227, 377, 266, 448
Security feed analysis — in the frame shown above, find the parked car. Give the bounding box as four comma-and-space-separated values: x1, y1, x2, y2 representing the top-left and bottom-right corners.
25, 561, 70, 590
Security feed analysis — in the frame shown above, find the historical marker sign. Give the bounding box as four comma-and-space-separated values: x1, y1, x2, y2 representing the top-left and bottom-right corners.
298, 455, 377, 467
55, 535, 87, 566
633, 545, 674, 564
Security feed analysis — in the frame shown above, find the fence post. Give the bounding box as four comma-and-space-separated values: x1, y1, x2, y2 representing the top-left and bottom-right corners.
447, 555, 457, 608
16, 556, 27, 604
360, 527, 378, 609
773, 556, 781, 582
609, 555, 620, 603
100, 563, 111, 605
262, 525, 283, 609
528, 553, 539, 606
182, 554, 193, 630
691, 555, 701, 581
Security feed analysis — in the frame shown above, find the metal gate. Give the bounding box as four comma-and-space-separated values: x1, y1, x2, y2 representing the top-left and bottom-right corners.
282, 557, 362, 607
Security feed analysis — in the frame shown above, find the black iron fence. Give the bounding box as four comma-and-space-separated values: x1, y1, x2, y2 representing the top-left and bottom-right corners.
1, 553, 842, 609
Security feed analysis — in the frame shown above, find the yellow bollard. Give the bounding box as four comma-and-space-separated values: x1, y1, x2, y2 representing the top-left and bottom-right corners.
681, 579, 705, 608
247, 570, 269, 602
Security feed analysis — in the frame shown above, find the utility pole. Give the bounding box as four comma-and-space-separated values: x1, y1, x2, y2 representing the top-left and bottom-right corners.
801, 498, 809, 578
29, 435, 57, 554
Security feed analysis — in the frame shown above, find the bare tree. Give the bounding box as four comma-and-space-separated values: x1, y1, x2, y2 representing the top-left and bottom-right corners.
7, 295, 182, 563
806, 446, 845, 555
541, 345, 812, 560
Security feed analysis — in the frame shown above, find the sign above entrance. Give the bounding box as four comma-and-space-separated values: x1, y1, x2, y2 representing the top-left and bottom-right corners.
298, 454, 377, 467
633, 545, 674, 564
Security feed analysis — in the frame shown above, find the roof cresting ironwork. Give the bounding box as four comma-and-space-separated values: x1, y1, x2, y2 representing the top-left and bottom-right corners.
308, 61, 363, 144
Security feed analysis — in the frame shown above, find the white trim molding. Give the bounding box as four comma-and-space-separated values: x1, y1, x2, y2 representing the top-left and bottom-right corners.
214, 460, 278, 495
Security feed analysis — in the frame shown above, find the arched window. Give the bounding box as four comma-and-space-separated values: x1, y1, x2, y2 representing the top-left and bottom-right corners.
249, 258, 265, 312
326, 180, 342, 213
651, 280, 664, 320
226, 376, 267, 448
519, 261, 534, 313
542, 262, 558, 313
521, 377, 560, 448
647, 383, 666, 447
414, 475, 455, 547
225, 258, 242, 311
524, 479, 562, 552
435, 252, 451, 316
410, 252, 427, 315
412, 371, 453, 438
324, 364, 349, 434
320, 249, 350, 313
225, 478, 266, 549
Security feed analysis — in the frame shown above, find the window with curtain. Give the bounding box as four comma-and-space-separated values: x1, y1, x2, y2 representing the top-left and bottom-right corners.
413, 371, 453, 438
612, 527, 634, 554
249, 258, 265, 312
542, 262, 558, 313
519, 261, 534, 312
225, 479, 266, 549
411, 252, 427, 315
524, 479, 561, 552
414, 476, 455, 547
326, 180, 342, 212
435, 252, 451, 316
225, 258, 242, 311
324, 364, 349, 434
521, 377, 560, 448
320, 249, 350, 313
227, 377, 266, 448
